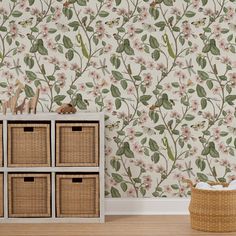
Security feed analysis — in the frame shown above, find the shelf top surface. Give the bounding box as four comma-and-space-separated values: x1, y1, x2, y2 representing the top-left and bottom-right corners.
0, 112, 104, 121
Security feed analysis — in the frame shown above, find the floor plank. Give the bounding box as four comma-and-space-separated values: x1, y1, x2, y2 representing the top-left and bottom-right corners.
0, 216, 235, 236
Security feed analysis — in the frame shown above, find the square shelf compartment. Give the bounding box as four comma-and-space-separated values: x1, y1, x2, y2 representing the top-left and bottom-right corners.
8, 173, 51, 218
56, 123, 99, 166
0, 173, 3, 217
56, 174, 99, 218
8, 123, 51, 167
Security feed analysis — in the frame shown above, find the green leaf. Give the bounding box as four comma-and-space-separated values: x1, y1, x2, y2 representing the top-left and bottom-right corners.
209, 142, 219, 158
185, 114, 195, 121
149, 35, 159, 49
195, 159, 206, 171
63, 35, 73, 49
149, 138, 159, 151
140, 95, 152, 105
197, 173, 208, 182
110, 159, 120, 171
24, 85, 35, 97
26, 71, 37, 81
65, 49, 74, 61
197, 70, 209, 80
210, 45, 220, 55
99, 11, 109, 17
149, 7, 159, 20
77, 0, 87, 6
151, 152, 160, 163
151, 49, 160, 61
225, 95, 236, 105
111, 187, 121, 197
0, 82, 7, 88
54, 95, 66, 105
201, 98, 207, 109
202, 44, 211, 53
163, 0, 173, 6
115, 0, 121, 5
171, 184, 179, 190
112, 70, 124, 80
47, 75, 55, 81
120, 182, 127, 192
185, 11, 196, 17
28, 0, 35, 6
111, 85, 121, 97
112, 173, 123, 183
37, 39, 48, 55
201, 0, 208, 5
124, 142, 134, 158
196, 84, 206, 97
12, 10, 23, 17
115, 98, 121, 109
206, 80, 213, 90
0, 26, 7, 32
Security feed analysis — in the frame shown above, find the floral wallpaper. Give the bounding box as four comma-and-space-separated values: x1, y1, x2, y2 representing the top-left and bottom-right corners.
0, 0, 236, 198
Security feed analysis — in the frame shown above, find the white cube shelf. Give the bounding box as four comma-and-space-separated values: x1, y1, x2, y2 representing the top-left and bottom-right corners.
0, 112, 104, 223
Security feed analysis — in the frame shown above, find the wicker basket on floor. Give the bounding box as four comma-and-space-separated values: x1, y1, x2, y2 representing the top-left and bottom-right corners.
186, 179, 236, 232
8, 173, 51, 217
56, 123, 99, 166
8, 123, 51, 167
56, 174, 99, 217
0, 124, 2, 167
0, 174, 3, 217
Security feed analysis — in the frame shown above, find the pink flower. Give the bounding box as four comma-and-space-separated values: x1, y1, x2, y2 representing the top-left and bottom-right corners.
181, 126, 191, 141
127, 188, 136, 197
170, 111, 181, 119
96, 22, 105, 39
10, 22, 19, 38
218, 143, 228, 154
127, 25, 136, 38
191, 100, 198, 112
105, 147, 112, 156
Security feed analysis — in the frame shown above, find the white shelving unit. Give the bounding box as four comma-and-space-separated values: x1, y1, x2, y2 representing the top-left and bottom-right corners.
0, 112, 104, 223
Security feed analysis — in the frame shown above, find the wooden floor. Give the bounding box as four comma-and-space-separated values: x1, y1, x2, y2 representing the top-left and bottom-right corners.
0, 216, 235, 236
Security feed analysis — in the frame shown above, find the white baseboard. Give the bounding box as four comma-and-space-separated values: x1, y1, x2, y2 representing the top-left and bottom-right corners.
105, 198, 190, 215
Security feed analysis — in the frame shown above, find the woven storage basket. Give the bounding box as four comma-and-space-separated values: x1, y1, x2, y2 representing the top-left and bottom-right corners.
56, 123, 99, 166
8, 123, 50, 167
56, 174, 99, 217
8, 173, 51, 217
186, 179, 236, 232
0, 124, 2, 167
0, 173, 3, 217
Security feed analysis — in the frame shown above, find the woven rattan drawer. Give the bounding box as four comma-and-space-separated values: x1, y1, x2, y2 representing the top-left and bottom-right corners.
0, 124, 2, 167
8, 173, 51, 218
8, 123, 50, 167
56, 174, 99, 217
56, 123, 99, 166
0, 174, 3, 217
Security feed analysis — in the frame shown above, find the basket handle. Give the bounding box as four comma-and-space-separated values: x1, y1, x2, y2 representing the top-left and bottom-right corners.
24, 127, 34, 132
72, 127, 82, 132
182, 179, 194, 187
24, 177, 34, 182
72, 178, 83, 183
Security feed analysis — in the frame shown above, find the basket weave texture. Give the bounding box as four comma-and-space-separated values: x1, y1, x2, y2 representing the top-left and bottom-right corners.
187, 180, 236, 232
0, 124, 2, 167
56, 123, 99, 166
8, 123, 51, 167
56, 174, 99, 217
0, 174, 3, 217
8, 173, 51, 217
